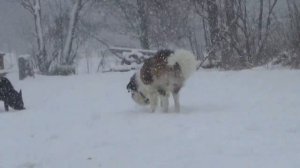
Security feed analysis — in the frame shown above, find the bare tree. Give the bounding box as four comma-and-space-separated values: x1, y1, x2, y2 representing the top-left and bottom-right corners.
206, 0, 219, 48
218, 0, 278, 67
193, 0, 220, 67
136, 0, 150, 49
109, 0, 192, 49
20, 0, 49, 73
286, 0, 300, 68
258, 0, 264, 43
62, 0, 84, 65
19, 0, 95, 74
17, 0, 290, 71
108, 0, 151, 49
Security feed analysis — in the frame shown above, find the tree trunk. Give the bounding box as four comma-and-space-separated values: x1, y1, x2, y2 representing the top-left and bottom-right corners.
20, 0, 49, 73
206, 0, 219, 66
137, 0, 150, 49
287, 0, 300, 68
62, 0, 82, 65
207, 0, 219, 46
222, 0, 233, 68
222, 0, 243, 68
258, 0, 264, 43
33, 0, 48, 73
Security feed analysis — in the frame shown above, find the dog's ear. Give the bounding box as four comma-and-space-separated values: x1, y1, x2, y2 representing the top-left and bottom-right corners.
19, 90, 22, 96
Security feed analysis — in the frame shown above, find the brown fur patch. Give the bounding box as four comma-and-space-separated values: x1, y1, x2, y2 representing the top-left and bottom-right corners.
140, 50, 174, 85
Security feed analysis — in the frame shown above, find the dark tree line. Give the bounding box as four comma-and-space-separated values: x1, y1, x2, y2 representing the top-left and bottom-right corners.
16, 0, 300, 73
109, 0, 300, 69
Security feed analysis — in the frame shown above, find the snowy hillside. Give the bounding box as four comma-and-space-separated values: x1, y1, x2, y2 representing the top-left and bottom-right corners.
0, 69, 300, 168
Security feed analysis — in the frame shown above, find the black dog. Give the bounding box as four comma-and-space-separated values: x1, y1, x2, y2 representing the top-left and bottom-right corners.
0, 77, 25, 111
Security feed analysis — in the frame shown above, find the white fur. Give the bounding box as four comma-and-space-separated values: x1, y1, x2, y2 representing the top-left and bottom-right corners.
167, 49, 198, 80
131, 71, 152, 105
132, 49, 197, 112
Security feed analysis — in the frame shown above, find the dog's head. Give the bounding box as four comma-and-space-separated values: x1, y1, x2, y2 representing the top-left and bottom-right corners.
10, 89, 25, 110
127, 73, 150, 105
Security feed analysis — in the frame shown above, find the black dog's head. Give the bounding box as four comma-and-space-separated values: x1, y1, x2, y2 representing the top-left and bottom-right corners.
0, 77, 25, 111
9, 89, 25, 110
127, 73, 149, 105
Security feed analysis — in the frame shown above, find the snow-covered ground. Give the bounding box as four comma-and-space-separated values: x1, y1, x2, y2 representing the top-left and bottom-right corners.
0, 69, 300, 168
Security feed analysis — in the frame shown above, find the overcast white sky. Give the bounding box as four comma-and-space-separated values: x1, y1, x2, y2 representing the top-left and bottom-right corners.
0, 0, 32, 53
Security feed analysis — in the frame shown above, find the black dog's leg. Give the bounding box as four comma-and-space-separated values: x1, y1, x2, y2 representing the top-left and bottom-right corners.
4, 101, 9, 111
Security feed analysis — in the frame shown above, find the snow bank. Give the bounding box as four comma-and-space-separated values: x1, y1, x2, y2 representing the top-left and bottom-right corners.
0, 69, 300, 168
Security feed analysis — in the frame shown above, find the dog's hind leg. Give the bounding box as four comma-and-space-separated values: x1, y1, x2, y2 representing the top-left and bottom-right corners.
172, 92, 180, 112
158, 89, 170, 112
149, 93, 158, 112
160, 95, 169, 112
172, 86, 181, 112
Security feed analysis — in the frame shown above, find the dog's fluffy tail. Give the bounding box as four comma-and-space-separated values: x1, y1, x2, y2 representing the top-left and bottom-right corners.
167, 49, 198, 80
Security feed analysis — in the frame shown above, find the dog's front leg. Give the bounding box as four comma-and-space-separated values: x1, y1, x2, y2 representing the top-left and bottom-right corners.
149, 93, 158, 112
158, 89, 169, 112
172, 92, 180, 112
161, 95, 169, 112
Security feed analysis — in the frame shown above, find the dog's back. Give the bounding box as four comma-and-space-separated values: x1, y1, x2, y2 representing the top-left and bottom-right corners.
140, 49, 174, 85
0, 77, 15, 100
140, 49, 197, 90
0, 77, 25, 111
127, 49, 197, 112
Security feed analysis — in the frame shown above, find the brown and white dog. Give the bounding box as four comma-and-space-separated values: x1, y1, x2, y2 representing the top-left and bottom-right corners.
127, 49, 197, 112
